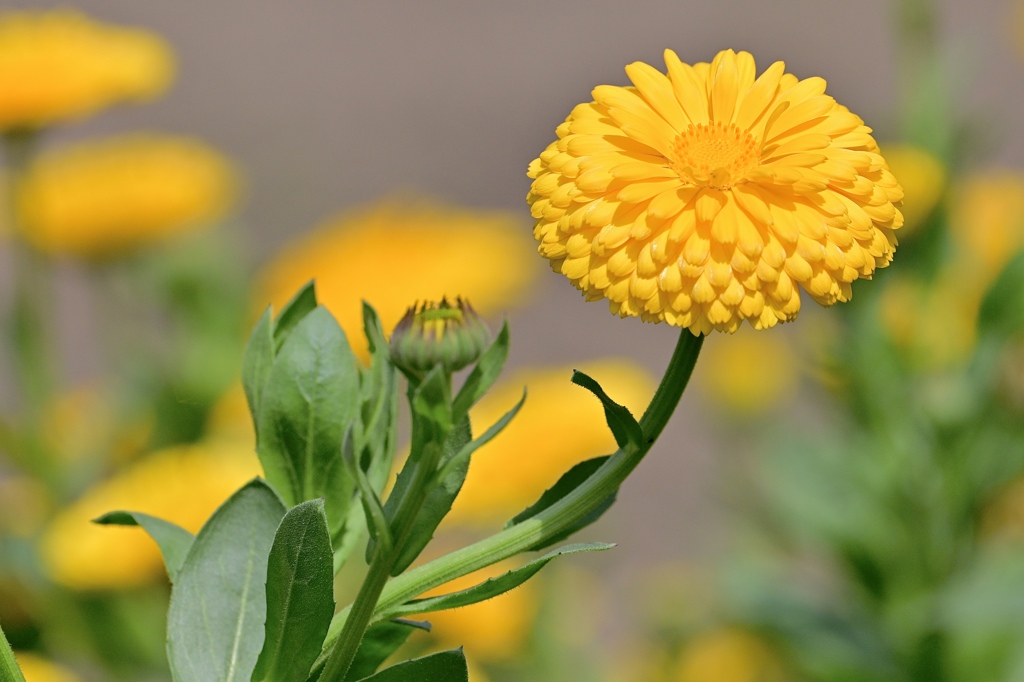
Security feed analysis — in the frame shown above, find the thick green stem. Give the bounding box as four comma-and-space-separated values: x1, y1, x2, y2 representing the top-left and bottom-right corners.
0, 622, 27, 682
317, 330, 704, 664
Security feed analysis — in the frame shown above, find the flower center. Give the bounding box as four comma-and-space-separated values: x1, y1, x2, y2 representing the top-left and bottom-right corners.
670, 122, 760, 189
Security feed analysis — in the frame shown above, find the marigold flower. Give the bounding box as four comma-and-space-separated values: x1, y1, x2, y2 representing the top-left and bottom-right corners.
17, 134, 238, 259
672, 628, 784, 682
445, 361, 655, 526
39, 442, 261, 589
13, 652, 80, 682
0, 10, 173, 131
528, 49, 903, 334
256, 199, 537, 360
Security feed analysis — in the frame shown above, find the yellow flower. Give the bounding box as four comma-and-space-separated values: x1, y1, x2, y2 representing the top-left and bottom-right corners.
39, 442, 261, 589
696, 327, 798, 414
672, 629, 784, 682
880, 144, 945, 234
42, 385, 151, 464
949, 170, 1024, 276
13, 652, 80, 682
421, 560, 538, 663
17, 134, 238, 259
446, 360, 655, 526
527, 49, 903, 334
0, 10, 173, 131
256, 198, 537, 360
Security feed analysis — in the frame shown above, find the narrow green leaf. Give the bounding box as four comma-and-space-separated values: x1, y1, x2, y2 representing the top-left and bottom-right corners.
354, 649, 468, 682
381, 543, 613, 620
273, 282, 319, 351
243, 308, 275, 429
571, 370, 644, 448
252, 499, 335, 682
436, 390, 525, 485
505, 456, 616, 551
93, 511, 195, 583
342, 620, 429, 682
167, 479, 287, 682
1, 621, 27, 682
257, 306, 360, 547
342, 425, 392, 555
452, 321, 509, 420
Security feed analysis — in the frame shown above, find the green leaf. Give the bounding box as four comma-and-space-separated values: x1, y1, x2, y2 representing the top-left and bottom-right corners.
571, 370, 644, 448
252, 499, 335, 682
274, 282, 319, 351
1, 620, 27, 682
978, 250, 1024, 338
354, 649, 468, 682
342, 425, 392, 556
342, 620, 429, 682
452, 321, 509, 420
167, 479, 287, 682
93, 511, 195, 583
381, 542, 613, 620
257, 306, 361, 548
505, 456, 616, 551
243, 308, 275, 430
437, 390, 525, 485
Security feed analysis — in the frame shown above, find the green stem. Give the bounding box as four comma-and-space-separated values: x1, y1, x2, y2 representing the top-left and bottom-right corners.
316, 330, 704, 665
0, 622, 27, 682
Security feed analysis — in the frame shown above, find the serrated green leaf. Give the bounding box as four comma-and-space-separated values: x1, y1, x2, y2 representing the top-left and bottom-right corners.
243, 308, 275, 430
382, 542, 612, 620
355, 648, 468, 682
273, 282, 319, 351
978, 250, 1024, 338
167, 479, 286, 682
257, 306, 360, 549
93, 511, 195, 583
505, 456, 615, 551
252, 499, 335, 682
571, 370, 644, 448
451, 321, 509, 420
341, 620, 428, 682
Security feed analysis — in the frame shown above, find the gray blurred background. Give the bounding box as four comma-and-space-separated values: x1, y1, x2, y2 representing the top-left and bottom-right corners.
3, 0, 1023, 645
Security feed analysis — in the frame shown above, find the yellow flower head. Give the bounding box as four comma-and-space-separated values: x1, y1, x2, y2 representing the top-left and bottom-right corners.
256, 199, 537, 360
0, 10, 173, 131
13, 652, 80, 682
446, 360, 655, 526
673, 628, 784, 682
39, 442, 261, 589
880, 144, 945, 234
527, 49, 904, 334
18, 134, 238, 259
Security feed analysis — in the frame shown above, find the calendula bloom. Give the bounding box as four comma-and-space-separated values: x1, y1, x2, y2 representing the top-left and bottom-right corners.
528, 49, 903, 334
881, 144, 945, 234
256, 199, 537, 360
673, 628, 785, 682
389, 298, 491, 376
39, 442, 260, 589
446, 361, 654, 526
17, 134, 238, 259
0, 10, 173, 131
13, 652, 80, 682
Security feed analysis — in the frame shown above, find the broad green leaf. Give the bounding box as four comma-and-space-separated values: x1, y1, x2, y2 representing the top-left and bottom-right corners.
242, 308, 275, 429
342, 620, 429, 682
273, 282, 319, 351
355, 648, 468, 682
93, 511, 195, 583
257, 306, 360, 547
978, 250, 1024, 338
505, 456, 616, 551
571, 370, 644, 448
252, 499, 335, 682
167, 479, 286, 682
381, 542, 613, 620
452, 321, 509, 420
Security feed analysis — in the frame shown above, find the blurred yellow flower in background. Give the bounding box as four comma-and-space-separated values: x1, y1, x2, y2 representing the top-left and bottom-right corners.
696, 328, 798, 414
13, 652, 80, 682
256, 199, 538, 360
881, 144, 945, 233
421, 560, 538, 663
17, 134, 238, 259
446, 360, 655, 526
527, 48, 903, 334
981, 476, 1024, 542
0, 475, 50, 537
42, 386, 151, 465
672, 628, 784, 682
39, 442, 260, 589
949, 170, 1024, 276
0, 10, 173, 131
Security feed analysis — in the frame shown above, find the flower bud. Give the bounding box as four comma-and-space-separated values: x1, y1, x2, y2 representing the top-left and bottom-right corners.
389, 298, 490, 376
